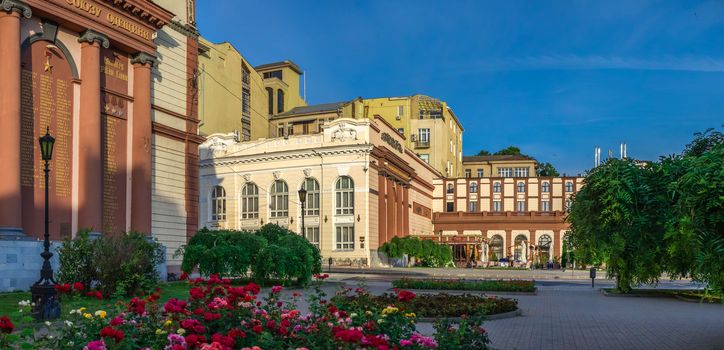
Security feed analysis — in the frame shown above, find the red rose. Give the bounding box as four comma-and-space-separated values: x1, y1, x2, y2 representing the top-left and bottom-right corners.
252, 325, 263, 334
244, 283, 260, 295
128, 297, 146, 315
227, 328, 246, 339
396, 290, 416, 302
100, 326, 124, 343
72, 282, 84, 292
334, 328, 364, 343
0, 316, 14, 334
54, 283, 71, 294
189, 287, 206, 300
179, 272, 189, 280
110, 316, 124, 326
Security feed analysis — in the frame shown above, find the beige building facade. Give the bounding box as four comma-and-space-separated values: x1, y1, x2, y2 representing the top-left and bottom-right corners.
462, 155, 537, 178
199, 117, 439, 267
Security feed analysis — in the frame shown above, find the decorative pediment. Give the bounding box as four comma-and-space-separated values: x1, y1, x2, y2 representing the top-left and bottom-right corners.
103, 0, 174, 28
331, 122, 357, 142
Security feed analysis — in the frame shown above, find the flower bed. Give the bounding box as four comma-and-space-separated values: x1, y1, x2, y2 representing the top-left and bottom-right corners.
332, 288, 518, 318
0, 274, 493, 349
392, 278, 536, 293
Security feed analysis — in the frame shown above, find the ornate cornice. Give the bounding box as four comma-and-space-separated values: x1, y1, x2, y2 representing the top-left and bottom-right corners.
78, 29, 109, 49
0, 0, 31, 18
166, 20, 199, 39
102, 0, 173, 29
131, 52, 158, 67
199, 146, 372, 168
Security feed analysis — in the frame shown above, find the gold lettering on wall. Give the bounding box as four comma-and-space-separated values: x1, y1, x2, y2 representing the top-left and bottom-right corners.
102, 56, 128, 82
65, 0, 101, 17
102, 116, 118, 234
106, 13, 151, 41
54, 79, 72, 198
20, 70, 36, 187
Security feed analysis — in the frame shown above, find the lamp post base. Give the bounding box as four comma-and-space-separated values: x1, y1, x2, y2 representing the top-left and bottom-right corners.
30, 284, 60, 320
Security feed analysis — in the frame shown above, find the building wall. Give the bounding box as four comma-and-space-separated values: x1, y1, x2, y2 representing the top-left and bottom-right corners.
462, 159, 537, 178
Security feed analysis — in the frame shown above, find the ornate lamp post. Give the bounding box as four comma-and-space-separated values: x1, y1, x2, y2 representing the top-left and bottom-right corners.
298, 187, 307, 236
31, 127, 60, 320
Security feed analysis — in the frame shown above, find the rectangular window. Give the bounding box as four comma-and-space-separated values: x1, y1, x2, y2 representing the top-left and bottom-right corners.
397, 105, 405, 116
418, 128, 430, 143
419, 111, 425, 119
335, 190, 354, 215
335, 225, 354, 251
497, 168, 512, 177
517, 200, 526, 212
263, 70, 283, 80
446, 202, 454, 212
477, 169, 483, 178
514, 167, 529, 177
277, 124, 284, 137
305, 226, 320, 249
430, 110, 442, 119
242, 67, 250, 84
465, 169, 471, 178
418, 154, 430, 163
287, 123, 293, 136
493, 200, 502, 212
469, 201, 478, 212
541, 201, 550, 212
241, 88, 250, 113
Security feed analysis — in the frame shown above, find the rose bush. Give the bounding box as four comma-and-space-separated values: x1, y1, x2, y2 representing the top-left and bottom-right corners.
0, 275, 492, 349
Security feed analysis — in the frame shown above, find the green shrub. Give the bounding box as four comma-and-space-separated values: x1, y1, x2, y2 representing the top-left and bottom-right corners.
392, 278, 536, 292
381, 236, 453, 267
56, 230, 96, 287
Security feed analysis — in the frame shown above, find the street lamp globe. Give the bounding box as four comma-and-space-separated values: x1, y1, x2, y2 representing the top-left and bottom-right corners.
39, 127, 55, 161
298, 187, 307, 203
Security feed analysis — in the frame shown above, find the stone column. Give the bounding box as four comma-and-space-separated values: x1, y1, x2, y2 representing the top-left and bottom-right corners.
386, 177, 395, 238
402, 185, 409, 236
377, 174, 387, 243
395, 184, 403, 236
505, 230, 512, 259
0, 1, 30, 238
130, 53, 156, 234
77, 30, 108, 234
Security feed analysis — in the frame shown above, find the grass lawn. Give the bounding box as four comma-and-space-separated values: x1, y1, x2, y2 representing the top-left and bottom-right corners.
0, 282, 190, 323
603, 288, 722, 303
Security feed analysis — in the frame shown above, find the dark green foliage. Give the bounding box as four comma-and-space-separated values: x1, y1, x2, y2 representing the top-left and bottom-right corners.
434, 316, 491, 350
536, 162, 560, 177
57, 231, 164, 297
179, 224, 321, 286
493, 146, 523, 156
380, 236, 453, 267
392, 278, 536, 292
476, 150, 491, 156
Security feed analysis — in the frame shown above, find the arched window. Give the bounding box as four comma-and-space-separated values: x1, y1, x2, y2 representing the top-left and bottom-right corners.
542, 181, 550, 193
335, 176, 354, 215
565, 181, 574, 192
241, 183, 259, 219
210, 186, 226, 221
266, 87, 274, 115
270, 180, 289, 218
514, 235, 527, 261
493, 182, 501, 193
469, 182, 478, 193
517, 181, 525, 193
446, 183, 454, 194
277, 89, 285, 113
490, 235, 504, 261
302, 178, 320, 216
538, 234, 552, 262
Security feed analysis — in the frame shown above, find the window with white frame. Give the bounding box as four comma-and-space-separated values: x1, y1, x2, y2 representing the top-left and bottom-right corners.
418, 128, 430, 143
335, 225, 354, 250
211, 186, 226, 221
517, 181, 525, 192
493, 200, 502, 212
469, 201, 478, 212
270, 180, 289, 217
514, 167, 529, 177
335, 176, 354, 215
419, 154, 429, 163
541, 200, 550, 212
517, 200, 526, 212
305, 226, 320, 249
302, 178, 320, 216
477, 169, 484, 178
493, 182, 501, 193
542, 181, 550, 193
465, 169, 471, 178
469, 182, 478, 193
565, 181, 574, 192
498, 167, 512, 177
240, 183, 259, 219
397, 105, 405, 116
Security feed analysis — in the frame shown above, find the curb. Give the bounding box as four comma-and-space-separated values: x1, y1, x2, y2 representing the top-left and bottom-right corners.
417, 308, 522, 322
390, 288, 537, 296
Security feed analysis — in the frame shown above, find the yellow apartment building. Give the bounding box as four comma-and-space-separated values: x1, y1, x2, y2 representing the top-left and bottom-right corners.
254, 60, 307, 117
462, 155, 538, 178
197, 38, 269, 140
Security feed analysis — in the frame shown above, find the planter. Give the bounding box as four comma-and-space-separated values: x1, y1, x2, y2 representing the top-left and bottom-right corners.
393, 288, 537, 296
417, 308, 522, 322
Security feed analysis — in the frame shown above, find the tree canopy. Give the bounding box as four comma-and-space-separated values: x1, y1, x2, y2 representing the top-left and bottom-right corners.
474, 146, 561, 176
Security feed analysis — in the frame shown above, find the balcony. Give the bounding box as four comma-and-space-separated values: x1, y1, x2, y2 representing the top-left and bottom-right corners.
415, 141, 430, 149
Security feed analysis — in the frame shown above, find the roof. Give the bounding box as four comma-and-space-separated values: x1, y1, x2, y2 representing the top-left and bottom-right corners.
273, 101, 349, 119
254, 60, 303, 75
463, 155, 536, 163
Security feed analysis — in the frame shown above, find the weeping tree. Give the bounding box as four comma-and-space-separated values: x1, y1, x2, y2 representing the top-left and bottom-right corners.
567, 158, 667, 293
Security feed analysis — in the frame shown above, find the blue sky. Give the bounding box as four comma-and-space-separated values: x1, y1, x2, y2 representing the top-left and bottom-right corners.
198, 0, 724, 175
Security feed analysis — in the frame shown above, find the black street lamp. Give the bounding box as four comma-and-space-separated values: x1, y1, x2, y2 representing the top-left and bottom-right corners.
31, 127, 60, 320
298, 187, 307, 236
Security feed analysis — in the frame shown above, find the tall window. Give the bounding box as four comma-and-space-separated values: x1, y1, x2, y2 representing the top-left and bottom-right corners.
303, 178, 320, 216
210, 186, 226, 221
305, 226, 320, 249
565, 181, 574, 192
477, 169, 484, 178
514, 167, 529, 177
266, 87, 274, 115
446, 183, 454, 194
397, 105, 405, 116
270, 180, 289, 218
539, 234, 552, 262
542, 182, 550, 193
469, 201, 478, 212
242, 88, 250, 114
418, 128, 430, 144
493, 182, 501, 193
516, 200, 526, 212
465, 169, 471, 178
277, 89, 284, 113
517, 182, 525, 192
286, 123, 293, 136
493, 200, 502, 212
469, 182, 478, 193
514, 235, 526, 261
335, 176, 354, 215
490, 235, 504, 260
241, 183, 259, 219
541, 200, 550, 212
498, 167, 512, 177
335, 225, 354, 250
446, 202, 454, 212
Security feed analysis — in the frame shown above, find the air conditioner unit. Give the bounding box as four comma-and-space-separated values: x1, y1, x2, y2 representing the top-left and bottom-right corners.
233, 130, 241, 142
395, 115, 401, 120
411, 134, 417, 142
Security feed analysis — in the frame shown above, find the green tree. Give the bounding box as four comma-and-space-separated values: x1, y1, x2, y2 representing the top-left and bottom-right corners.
493, 146, 523, 156
476, 150, 491, 156
567, 158, 667, 292
536, 162, 560, 176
